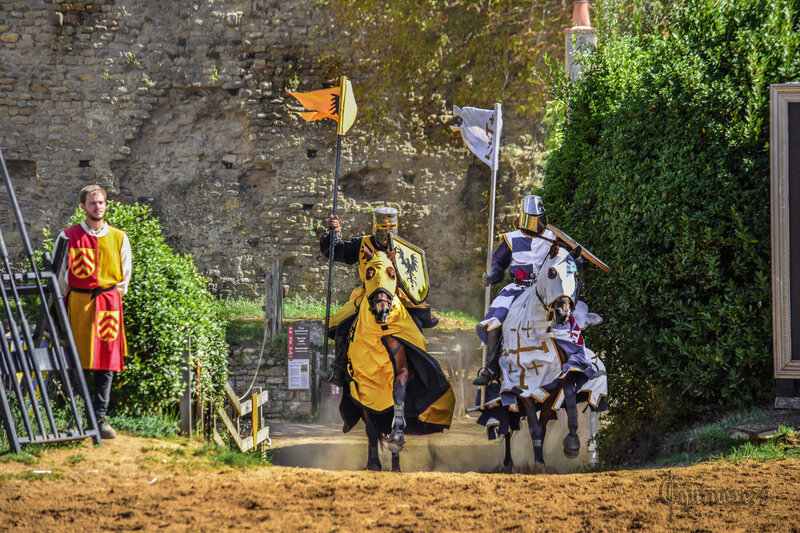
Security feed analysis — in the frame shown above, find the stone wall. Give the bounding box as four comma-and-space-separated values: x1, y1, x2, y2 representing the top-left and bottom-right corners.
0, 0, 525, 315
227, 319, 323, 419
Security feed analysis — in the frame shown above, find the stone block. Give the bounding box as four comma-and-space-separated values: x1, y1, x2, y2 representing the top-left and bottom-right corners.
2, 33, 20, 43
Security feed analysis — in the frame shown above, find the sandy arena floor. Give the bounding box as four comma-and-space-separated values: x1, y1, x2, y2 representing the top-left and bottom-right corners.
0, 427, 797, 532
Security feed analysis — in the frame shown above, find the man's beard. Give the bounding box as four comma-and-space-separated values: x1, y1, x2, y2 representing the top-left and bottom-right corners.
87, 213, 104, 222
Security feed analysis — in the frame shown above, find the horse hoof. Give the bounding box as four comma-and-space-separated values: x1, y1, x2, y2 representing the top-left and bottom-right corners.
366, 462, 382, 471
502, 461, 514, 474
562, 433, 581, 459
532, 462, 546, 474
387, 430, 405, 453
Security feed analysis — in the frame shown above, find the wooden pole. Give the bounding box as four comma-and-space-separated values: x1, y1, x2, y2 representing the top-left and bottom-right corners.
180, 341, 192, 436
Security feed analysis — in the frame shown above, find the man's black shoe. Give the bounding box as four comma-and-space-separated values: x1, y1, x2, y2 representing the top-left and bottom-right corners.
98, 416, 116, 439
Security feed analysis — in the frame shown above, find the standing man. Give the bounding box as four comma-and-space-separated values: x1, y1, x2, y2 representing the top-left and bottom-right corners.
55, 185, 132, 439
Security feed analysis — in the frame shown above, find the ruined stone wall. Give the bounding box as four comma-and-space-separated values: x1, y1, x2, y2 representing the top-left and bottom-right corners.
0, 0, 523, 315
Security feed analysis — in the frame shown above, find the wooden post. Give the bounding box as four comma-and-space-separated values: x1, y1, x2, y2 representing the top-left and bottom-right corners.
252, 393, 258, 452
179, 342, 192, 436
196, 358, 203, 434
264, 259, 283, 338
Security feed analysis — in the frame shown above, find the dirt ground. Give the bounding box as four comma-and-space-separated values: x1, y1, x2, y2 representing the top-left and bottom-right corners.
0, 433, 798, 532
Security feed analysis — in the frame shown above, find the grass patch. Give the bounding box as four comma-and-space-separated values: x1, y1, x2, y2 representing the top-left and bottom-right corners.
109, 413, 179, 438
0, 439, 85, 462
64, 453, 86, 467
284, 294, 339, 319
0, 470, 64, 483
138, 441, 271, 471
193, 443, 272, 468
226, 319, 267, 346
215, 297, 264, 320
636, 408, 798, 468
720, 425, 800, 462
432, 309, 480, 331
0, 451, 40, 465
216, 294, 342, 322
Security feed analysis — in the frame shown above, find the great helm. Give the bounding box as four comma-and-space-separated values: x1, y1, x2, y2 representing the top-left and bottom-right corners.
372, 206, 398, 247
518, 195, 548, 237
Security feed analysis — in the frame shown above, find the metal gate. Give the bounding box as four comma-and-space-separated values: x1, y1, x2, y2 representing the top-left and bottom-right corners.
0, 148, 101, 452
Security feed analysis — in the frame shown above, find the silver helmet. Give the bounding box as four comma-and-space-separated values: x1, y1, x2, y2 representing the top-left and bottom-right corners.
518, 195, 548, 236
372, 206, 398, 247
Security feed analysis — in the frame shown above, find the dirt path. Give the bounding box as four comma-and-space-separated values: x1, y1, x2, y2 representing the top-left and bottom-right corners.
0, 433, 797, 532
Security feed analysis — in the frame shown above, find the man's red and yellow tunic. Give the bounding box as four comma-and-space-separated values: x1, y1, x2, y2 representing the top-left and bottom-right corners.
64, 223, 128, 371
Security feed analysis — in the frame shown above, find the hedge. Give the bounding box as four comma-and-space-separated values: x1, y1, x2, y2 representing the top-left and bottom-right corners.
542, 0, 800, 441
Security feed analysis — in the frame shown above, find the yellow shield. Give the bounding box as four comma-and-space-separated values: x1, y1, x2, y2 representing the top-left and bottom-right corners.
98, 311, 120, 342
393, 236, 429, 304
70, 248, 96, 278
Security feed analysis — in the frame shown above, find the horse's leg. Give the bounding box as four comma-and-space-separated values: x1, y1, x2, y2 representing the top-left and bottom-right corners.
384, 336, 408, 457
522, 397, 546, 473
561, 373, 581, 459
391, 452, 401, 473
502, 430, 514, 473
363, 410, 382, 471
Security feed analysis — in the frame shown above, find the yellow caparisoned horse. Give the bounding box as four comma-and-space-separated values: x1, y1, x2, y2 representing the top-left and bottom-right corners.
339, 247, 455, 472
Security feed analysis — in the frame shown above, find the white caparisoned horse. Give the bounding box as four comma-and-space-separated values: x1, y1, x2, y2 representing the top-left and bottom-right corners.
481, 242, 607, 472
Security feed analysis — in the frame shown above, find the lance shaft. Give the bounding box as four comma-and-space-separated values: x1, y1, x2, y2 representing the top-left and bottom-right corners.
479, 163, 498, 408
480, 102, 502, 408
322, 134, 343, 372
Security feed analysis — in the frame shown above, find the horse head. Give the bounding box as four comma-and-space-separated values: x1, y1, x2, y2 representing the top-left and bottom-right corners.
362, 246, 397, 324
535, 242, 582, 326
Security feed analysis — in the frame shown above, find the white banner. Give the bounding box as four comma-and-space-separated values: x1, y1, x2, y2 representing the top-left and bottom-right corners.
452, 103, 503, 171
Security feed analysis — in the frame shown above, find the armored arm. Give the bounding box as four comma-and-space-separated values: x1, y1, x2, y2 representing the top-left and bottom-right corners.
319, 231, 362, 264
482, 238, 512, 286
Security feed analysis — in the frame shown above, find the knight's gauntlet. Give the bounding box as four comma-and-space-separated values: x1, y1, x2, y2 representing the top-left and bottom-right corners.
482, 267, 504, 286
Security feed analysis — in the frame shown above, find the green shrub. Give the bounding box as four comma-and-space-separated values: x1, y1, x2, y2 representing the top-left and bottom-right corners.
47, 202, 228, 416
542, 0, 800, 451
108, 413, 179, 438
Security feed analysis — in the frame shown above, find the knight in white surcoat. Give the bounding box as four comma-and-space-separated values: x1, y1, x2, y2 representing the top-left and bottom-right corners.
473, 195, 600, 386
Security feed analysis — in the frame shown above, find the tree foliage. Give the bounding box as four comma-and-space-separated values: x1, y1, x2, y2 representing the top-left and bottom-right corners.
56, 202, 228, 416
319, 0, 570, 143
542, 0, 800, 454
